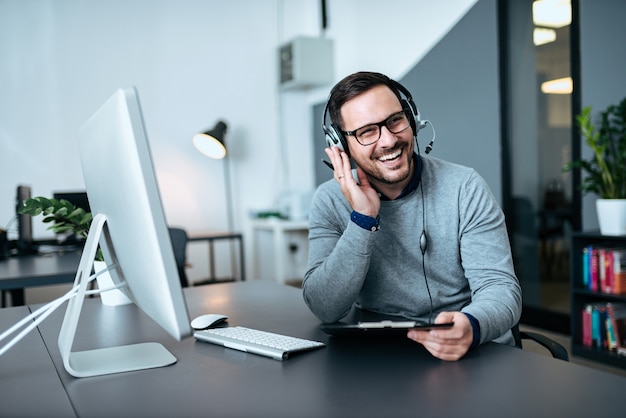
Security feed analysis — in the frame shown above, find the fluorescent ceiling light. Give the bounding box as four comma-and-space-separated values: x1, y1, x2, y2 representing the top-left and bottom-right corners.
534, 27, 557, 46
541, 77, 573, 94
533, 0, 571, 28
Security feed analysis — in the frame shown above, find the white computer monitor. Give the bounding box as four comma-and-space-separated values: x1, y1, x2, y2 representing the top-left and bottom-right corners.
58, 87, 191, 378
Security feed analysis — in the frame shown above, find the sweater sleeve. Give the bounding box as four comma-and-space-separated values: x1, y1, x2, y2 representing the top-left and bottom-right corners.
302, 183, 378, 323
456, 171, 522, 344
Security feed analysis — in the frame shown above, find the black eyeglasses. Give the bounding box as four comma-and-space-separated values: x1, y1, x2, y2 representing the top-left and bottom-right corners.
341, 110, 411, 146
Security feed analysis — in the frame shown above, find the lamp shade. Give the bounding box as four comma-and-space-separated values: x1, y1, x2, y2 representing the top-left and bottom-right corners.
193, 121, 228, 159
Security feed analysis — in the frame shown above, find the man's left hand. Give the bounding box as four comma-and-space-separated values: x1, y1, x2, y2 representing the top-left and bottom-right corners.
407, 311, 474, 361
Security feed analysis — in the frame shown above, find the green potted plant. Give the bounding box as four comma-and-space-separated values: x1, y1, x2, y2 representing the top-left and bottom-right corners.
563, 97, 626, 235
18, 196, 99, 256
18, 197, 130, 305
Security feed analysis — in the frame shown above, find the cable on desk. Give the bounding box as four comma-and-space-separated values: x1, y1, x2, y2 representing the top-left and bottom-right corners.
0, 264, 125, 357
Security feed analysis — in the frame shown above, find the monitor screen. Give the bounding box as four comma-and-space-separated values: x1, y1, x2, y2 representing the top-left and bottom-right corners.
52, 191, 91, 213
59, 87, 191, 377
50, 191, 91, 245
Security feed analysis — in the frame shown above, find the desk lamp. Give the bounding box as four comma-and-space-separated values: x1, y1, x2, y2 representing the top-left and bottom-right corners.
192, 120, 234, 231
193, 121, 227, 159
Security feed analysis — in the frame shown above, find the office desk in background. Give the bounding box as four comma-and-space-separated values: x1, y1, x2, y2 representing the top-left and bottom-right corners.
0, 230, 245, 306
0, 250, 80, 306
187, 230, 245, 282
3, 281, 624, 418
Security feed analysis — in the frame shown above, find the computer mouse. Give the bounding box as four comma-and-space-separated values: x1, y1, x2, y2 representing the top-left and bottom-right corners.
190, 314, 229, 330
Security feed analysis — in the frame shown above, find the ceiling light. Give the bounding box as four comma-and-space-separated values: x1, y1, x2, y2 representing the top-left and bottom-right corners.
541, 77, 573, 94
533, 0, 571, 28
534, 27, 557, 46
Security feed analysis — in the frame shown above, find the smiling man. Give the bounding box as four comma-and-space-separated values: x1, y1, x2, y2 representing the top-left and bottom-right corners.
303, 71, 522, 361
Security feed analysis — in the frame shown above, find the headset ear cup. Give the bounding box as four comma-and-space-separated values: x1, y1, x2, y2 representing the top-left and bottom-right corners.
328, 123, 349, 157
415, 109, 423, 132
323, 125, 341, 149
402, 100, 417, 135
323, 125, 339, 149
322, 101, 350, 157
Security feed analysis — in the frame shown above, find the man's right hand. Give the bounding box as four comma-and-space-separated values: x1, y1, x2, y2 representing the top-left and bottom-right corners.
325, 146, 380, 218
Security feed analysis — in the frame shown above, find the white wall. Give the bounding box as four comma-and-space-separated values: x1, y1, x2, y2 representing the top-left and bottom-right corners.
0, 0, 476, 296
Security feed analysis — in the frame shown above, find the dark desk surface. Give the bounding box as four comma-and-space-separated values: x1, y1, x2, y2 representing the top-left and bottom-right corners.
15, 281, 623, 418
0, 250, 80, 290
187, 229, 243, 241
0, 305, 75, 417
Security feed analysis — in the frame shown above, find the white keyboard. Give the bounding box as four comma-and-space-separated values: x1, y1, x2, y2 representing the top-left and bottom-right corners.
194, 326, 325, 361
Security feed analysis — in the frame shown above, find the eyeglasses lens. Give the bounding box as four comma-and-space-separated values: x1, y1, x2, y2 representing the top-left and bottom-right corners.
355, 111, 410, 145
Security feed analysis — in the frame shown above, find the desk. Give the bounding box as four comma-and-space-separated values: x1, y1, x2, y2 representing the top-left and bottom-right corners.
250, 218, 309, 284
0, 305, 75, 416
187, 230, 245, 282
4, 281, 624, 417
0, 250, 80, 306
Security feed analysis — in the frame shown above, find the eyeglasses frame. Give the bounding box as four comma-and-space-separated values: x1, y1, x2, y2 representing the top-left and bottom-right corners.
340, 108, 412, 146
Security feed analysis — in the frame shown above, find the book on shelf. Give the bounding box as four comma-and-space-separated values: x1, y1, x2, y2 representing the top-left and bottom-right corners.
608, 303, 626, 354
611, 247, 625, 294
582, 305, 592, 347
580, 302, 626, 356
581, 244, 626, 295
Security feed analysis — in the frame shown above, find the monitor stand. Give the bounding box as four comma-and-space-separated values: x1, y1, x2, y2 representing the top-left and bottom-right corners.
57, 214, 177, 378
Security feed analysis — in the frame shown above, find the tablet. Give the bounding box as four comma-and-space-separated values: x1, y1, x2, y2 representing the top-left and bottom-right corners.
320, 320, 454, 336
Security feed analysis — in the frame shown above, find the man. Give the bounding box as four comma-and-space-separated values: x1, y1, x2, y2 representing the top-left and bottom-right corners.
303, 71, 522, 361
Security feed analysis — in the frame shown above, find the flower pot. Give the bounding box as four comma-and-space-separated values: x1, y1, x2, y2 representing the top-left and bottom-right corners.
596, 199, 626, 236
94, 261, 132, 306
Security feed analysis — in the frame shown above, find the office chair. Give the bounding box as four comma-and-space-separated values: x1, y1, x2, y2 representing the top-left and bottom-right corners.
168, 227, 238, 287
512, 323, 569, 361
168, 227, 189, 288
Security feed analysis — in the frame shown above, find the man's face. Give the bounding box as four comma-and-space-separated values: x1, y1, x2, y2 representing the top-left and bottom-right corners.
340, 85, 415, 188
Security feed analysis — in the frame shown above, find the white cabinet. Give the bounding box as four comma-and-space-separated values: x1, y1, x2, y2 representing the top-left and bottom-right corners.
250, 218, 309, 284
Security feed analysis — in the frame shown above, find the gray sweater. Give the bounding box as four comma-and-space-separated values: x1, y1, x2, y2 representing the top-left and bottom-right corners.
303, 155, 522, 346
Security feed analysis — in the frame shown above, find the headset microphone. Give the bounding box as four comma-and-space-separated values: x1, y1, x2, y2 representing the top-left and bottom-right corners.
422, 119, 436, 154
425, 140, 434, 154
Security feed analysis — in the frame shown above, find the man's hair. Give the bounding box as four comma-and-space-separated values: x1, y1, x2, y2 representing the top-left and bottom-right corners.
327, 71, 403, 130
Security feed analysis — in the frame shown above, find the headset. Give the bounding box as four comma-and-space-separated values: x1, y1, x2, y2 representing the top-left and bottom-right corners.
322, 78, 430, 157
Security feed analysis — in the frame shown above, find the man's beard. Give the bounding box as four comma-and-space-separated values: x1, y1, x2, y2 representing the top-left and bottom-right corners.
364, 146, 413, 185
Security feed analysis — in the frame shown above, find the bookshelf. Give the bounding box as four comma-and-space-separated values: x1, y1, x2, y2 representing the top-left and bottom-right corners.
570, 231, 626, 368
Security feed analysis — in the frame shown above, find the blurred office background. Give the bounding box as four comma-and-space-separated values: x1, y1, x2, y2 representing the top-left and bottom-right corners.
1, 0, 625, 332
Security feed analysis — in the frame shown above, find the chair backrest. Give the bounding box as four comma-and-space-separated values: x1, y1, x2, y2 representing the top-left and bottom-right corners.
168, 227, 189, 288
